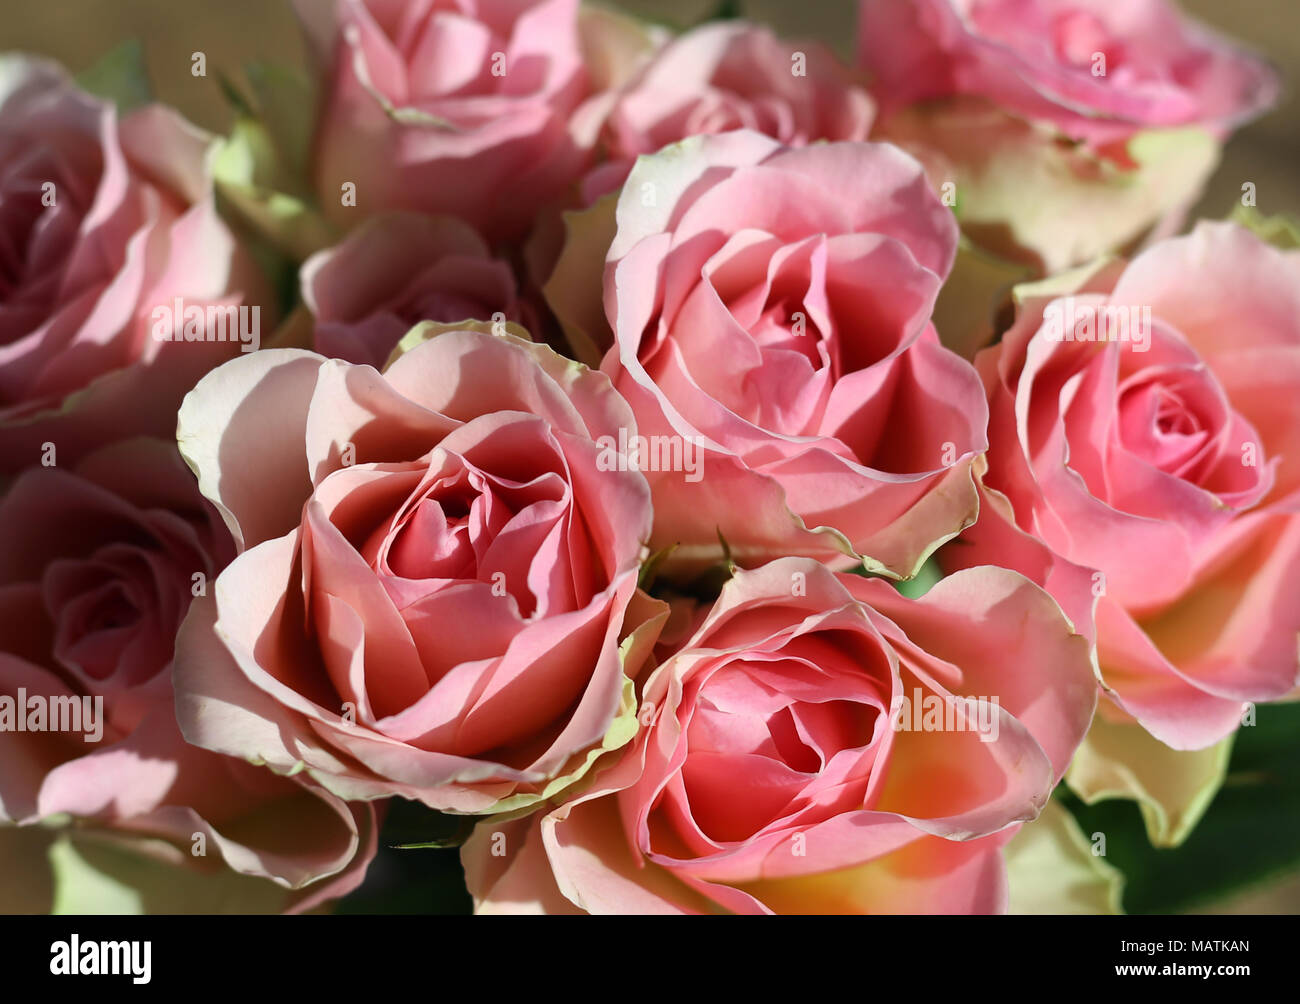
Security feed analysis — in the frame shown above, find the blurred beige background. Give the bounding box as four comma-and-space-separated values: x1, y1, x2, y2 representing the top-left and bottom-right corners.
1, 0, 1295, 912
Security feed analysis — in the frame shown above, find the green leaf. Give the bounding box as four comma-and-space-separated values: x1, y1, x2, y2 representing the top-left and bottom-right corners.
892, 556, 944, 598
210, 64, 335, 263
243, 62, 317, 178
1230, 206, 1300, 250
715, 527, 736, 573
211, 116, 337, 262
77, 40, 152, 114
390, 813, 476, 851
1062, 702, 1300, 913
638, 544, 679, 592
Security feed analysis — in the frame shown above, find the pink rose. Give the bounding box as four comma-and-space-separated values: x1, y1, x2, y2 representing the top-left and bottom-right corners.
857, 1, 1278, 276
302, 212, 523, 369
945, 222, 1300, 751
583, 131, 987, 578
462, 558, 1096, 914
581, 22, 874, 203
0, 57, 272, 474
0, 439, 374, 907
296, 0, 597, 242
172, 328, 664, 813
859, 0, 1278, 146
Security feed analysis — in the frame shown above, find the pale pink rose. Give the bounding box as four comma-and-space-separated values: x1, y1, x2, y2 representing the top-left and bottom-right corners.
0, 56, 273, 474
859, 0, 1278, 147
587, 131, 987, 578
295, 0, 598, 242
172, 328, 664, 813
0, 439, 374, 906
302, 212, 523, 369
944, 222, 1300, 750
462, 557, 1096, 914
581, 22, 874, 203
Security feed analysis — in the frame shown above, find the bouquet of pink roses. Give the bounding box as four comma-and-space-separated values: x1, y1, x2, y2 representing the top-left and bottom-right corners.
1, 0, 1296, 918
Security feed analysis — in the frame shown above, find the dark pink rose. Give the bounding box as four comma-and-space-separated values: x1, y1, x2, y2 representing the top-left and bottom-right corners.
0, 438, 375, 905
0, 56, 272, 473
302, 212, 523, 369
296, 0, 598, 242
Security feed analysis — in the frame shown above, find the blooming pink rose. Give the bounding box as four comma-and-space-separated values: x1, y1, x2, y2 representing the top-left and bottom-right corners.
302, 212, 523, 369
859, 0, 1278, 146
0, 439, 374, 907
856, 1, 1278, 277
584, 131, 987, 578
296, 0, 598, 242
172, 328, 664, 813
944, 222, 1300, 751
581, 22, 874, 203
0, 56, 273, 474
462, 558, 1096, 914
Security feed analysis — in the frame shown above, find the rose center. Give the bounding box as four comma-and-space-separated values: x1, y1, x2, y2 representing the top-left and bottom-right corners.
384, 481, 482, 582
1116, 376, 1214, 477
1051, 10, 1122, 71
